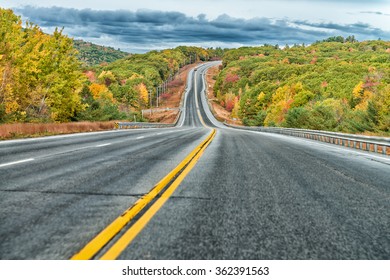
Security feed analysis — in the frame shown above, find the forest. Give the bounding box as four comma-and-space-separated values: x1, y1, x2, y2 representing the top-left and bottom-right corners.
73, 40, 130, 67
214, 39, 390, 135
0, 8, 217, 123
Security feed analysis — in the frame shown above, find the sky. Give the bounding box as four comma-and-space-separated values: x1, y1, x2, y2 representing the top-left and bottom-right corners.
2, 0, 390, 53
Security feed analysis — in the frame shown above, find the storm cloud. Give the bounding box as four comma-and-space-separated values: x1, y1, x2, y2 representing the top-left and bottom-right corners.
14, 6, 390, 52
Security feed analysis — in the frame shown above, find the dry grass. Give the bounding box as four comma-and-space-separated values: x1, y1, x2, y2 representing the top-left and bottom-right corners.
0, 121, 117, 140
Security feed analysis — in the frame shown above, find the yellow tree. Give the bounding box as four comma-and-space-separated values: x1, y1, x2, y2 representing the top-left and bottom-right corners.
1, 8, 85, 122
353, 81, 373, 111
138, 83, 149, 106
264, 82, 314, 126
98, 70, 116, 86
371, 84, 390, 131
89, 83, 114, 102
231, 96, 240, 119
264, 85, 294, 126
0, 8, 23, 119
40, 28, 84, 122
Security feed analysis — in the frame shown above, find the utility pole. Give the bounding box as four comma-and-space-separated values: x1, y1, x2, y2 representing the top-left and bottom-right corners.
149, 90, 152, 115
156, 86, 159, 108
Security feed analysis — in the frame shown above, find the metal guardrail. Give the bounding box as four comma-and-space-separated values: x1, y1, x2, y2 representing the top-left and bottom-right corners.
141, 107, 180, 116
224, 123, 390, 156
114, 122, 175, 129
116, 107, 182, 129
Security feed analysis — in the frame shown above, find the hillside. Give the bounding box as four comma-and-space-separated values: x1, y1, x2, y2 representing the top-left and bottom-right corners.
78, 46, 212, 121
73, 40, 130, 66
0, 8, 218, 124
214, 39, 390, 135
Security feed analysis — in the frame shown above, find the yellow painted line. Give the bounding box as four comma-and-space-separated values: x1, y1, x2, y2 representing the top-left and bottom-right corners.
100, 129, 216, 260
71, 129, 216, 260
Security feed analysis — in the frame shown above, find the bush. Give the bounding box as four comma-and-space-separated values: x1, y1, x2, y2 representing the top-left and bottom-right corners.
285, 107, 311, 128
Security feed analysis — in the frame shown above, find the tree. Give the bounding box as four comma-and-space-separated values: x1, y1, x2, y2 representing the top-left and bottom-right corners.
0, 8, 85, 122
138, 83, 149, 106
42, 28, 84, 122
98, 71, 116, 86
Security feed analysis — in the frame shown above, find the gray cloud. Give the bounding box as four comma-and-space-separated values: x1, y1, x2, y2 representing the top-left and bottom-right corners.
360, 11, 390, 16
293, 20, 389, 37
14, 6, 390, 52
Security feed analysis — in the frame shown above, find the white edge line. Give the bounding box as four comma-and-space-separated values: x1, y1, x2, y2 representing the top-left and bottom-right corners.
0, 158, 35, 168
0, 127, 173, 145
96, 143, 112, 148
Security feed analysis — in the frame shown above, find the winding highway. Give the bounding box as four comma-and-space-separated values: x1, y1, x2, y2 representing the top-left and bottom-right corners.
0, 62, 389, 260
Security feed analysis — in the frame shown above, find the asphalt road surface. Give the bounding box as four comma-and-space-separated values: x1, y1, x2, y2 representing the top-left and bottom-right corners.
0, 62, 389, 260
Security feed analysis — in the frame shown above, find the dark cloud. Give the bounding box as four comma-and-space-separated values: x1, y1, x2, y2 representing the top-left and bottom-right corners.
293, 20, 389, 37
14, 6, 390, 52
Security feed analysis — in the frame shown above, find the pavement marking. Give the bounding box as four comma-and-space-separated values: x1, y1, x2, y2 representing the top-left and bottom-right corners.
100, 128, 216, 260
155, 128, 191, 137
71, 129, 216, 260
193, 70, 210, 128
0, 127, 178, 145
0, 158, 35, 168
136, 136, 145, 139
95, 143, 112, 148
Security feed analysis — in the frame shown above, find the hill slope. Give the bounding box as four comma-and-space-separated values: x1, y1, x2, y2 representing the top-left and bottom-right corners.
73, 40, 130, 66
214, 40, 390, 135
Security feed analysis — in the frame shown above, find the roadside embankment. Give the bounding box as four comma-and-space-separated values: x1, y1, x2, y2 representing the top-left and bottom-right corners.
0, 121, 116, 140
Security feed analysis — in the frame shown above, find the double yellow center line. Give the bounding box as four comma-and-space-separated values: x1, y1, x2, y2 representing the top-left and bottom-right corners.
71, 129, 216, 260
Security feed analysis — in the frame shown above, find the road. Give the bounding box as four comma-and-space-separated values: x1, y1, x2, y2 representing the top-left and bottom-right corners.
0, 62, 389, 260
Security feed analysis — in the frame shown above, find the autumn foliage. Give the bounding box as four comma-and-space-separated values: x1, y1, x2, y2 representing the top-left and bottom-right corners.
0, 8, 84, 123
214, 39, 390, 135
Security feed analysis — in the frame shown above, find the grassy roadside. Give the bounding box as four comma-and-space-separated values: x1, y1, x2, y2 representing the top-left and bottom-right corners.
0, 121, 116, 140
